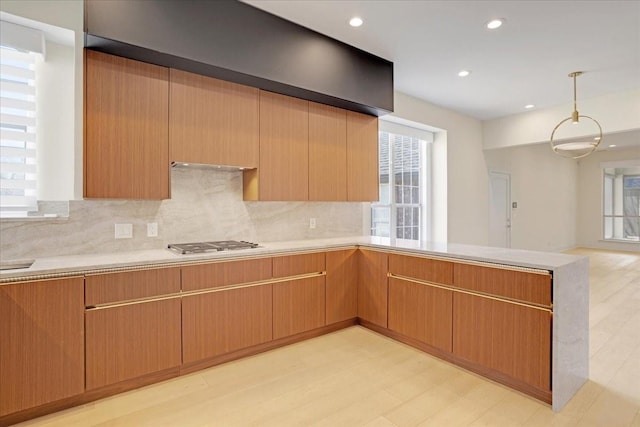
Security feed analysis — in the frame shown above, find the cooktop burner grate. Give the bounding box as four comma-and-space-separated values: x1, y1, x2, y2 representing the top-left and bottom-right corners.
168, 240, 259, 254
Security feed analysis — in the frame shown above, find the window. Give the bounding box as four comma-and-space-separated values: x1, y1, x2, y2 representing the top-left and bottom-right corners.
371, 122, 432, 241
603, 166, 640, 242
0, 21, 44, 216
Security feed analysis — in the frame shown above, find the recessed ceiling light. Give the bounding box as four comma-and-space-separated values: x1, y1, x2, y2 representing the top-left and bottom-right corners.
486, 18, 505, 30
349, 17, 363, 27
458, 70, 471, 77
524, 104, 535, 109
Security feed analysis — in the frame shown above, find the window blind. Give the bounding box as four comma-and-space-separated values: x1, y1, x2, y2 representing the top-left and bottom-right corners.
0, 46, 38, 212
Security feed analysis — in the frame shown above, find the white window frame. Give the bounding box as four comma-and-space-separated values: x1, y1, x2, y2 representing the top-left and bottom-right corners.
371, 120, 433, 241
0, 20, 44, 216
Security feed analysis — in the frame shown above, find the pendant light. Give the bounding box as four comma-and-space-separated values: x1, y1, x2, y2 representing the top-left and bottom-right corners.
550, 71, 603, 159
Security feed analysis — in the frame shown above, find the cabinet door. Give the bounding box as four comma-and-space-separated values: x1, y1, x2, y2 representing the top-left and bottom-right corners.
388, 278, 452, 352
0, 278, 84, 416
273, 276, 325, 339
326, 249, 358, 324
246, 91, 309, 201
357, 249, 388, 327
308, 102, 347, 201
452, 293, 551, 391
182, 285, 273, 364
84, 49, 169, 199
85, 299, 182, 390
169, 69, 259, 167
346, 111, 378, 201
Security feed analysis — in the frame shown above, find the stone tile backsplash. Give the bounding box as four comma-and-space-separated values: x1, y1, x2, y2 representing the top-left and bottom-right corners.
0, 168, 367, 260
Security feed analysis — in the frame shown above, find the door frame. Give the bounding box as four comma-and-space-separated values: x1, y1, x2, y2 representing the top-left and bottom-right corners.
488, 171, 512, 248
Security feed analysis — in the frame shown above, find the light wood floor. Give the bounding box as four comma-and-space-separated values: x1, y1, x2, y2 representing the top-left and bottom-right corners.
17, 248, 640, 427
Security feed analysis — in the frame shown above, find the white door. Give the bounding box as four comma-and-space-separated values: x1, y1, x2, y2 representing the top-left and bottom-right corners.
489, 172, 511, 248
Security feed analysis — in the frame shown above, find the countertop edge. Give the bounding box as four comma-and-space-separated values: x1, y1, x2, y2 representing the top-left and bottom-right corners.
0, 237, 587, 283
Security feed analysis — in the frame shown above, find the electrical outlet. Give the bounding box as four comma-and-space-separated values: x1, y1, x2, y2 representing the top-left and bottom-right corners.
114, 223, 133, 239
309, 218, 316, 229
147, 222, 158, 237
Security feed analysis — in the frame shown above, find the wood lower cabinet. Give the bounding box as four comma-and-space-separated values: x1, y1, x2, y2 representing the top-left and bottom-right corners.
0, 277, 84, 417
169, 69, 259, 167
273, 276, 326, 339
84, 49, 170, 200
84, 267, 182, 390
244, 90, 309, 201
452, 292, 551, 391
325, 249, 358, 324
308, 102, 347, 201
182, 285, 273, 364
388, 278, 453, 352
346, 111, 379, 201
85, 298, 182, 390
357, 249, 388, 327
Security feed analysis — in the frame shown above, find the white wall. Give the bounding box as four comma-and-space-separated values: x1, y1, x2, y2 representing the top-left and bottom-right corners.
0, 0, 84, 199
391, 92, 487, 246
483, 89, 640, 149
484, 144, 578, 252
577, 147, 640, 252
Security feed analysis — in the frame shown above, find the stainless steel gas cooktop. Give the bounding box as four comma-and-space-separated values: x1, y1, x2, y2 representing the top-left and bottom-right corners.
168, 240, 259, 254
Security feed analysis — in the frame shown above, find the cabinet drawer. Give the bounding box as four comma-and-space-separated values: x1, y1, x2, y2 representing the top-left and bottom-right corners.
389, 254, 453, 285
453, 263, 551, 306
181, 258, 272, 292
85, 268, 180, 306
272, 252, 325, 278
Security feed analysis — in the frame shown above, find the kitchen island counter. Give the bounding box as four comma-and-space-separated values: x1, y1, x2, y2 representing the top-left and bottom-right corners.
0, 236, 588, 412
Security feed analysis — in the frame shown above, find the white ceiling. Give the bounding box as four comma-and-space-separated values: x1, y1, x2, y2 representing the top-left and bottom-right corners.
244, 0, 640, 122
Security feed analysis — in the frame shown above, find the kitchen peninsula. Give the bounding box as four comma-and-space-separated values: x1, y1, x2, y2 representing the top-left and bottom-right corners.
0, 237, 588, 425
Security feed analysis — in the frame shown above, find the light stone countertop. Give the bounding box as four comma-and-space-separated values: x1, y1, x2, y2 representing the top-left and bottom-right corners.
0, 236, 586, 282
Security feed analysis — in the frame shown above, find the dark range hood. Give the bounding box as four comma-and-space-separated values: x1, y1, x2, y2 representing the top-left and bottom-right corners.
84, 0, 394, 116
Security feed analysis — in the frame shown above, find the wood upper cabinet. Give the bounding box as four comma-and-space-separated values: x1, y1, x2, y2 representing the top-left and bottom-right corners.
273, 276, 326, 339
346, 111, 379, 201
84, 269, 181, 390
169, 69, 259, 167
357, 249, 388, 328
325, 249, 358, 324
0, 277, 84, 417
388, 277, 452, 352
182, 285, 273, 364
244, 91, 309, 201
308, 102, 347, 201
452, 292, 551, 392
84, 49, 169, 200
